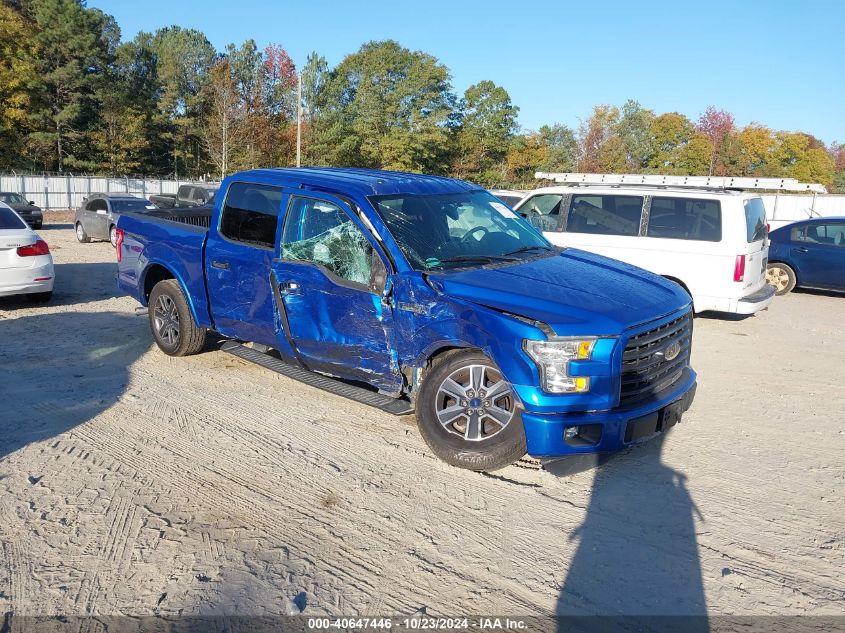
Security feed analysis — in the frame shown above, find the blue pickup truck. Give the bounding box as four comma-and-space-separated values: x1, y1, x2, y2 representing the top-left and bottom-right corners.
117, 168, 697, 471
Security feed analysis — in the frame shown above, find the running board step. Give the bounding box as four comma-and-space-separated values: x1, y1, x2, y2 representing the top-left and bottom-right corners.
220, 340, 414, 415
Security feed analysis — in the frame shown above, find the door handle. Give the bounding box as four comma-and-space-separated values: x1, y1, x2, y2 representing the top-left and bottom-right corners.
211, 260, 230, 270
281, 281, 302, 295
793, 247, 809, 254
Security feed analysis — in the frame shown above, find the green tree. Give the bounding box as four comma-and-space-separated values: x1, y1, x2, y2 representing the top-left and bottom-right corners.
647, 112, 695, 171
23, 0, 118, 171
301, 51, 329, 164
673, 133, 713, 175
769, 132, 834, 186
148, 26, 216, 177
0, 3, 39, 169
538, 124, 578, 172
454, 80, 518, 182
615, 99, 655, 170
313, 40, 457, 173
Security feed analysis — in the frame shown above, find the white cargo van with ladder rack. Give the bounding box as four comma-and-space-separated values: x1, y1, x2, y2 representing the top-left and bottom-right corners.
514, 174, 827, 315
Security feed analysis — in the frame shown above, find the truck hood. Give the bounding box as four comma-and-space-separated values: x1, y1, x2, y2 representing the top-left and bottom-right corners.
428, 249, 690, 335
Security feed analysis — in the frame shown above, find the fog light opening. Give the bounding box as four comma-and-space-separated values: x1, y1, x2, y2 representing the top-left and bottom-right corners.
563, 423, 603, 447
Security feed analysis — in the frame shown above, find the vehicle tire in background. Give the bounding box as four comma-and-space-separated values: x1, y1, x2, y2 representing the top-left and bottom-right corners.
26, 291, 52, 303
33, 222, 42, 230
148, 279, 207, 356
416, 349, 526, 471
75, 222, 90, 243
109, 225, 117, 248
766, 263, 796, 295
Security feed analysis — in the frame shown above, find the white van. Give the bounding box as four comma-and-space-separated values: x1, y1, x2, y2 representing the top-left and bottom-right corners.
514, 183, 776, 314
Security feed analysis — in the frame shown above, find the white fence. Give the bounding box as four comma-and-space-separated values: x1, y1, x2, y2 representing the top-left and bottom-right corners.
761, 194, 845, 230
0, 173, 216, 210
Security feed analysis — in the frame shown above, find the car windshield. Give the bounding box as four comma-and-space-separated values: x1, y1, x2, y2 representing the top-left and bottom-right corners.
0, 204, 27, 229
369, 190, 551, 270
0, 193, 26, 205
111, 199, 152, 213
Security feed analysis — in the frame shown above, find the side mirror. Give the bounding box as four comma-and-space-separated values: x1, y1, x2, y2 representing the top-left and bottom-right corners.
28, 200, 35, 205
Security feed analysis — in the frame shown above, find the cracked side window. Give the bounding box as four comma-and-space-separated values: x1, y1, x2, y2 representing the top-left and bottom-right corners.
281, 197, 373, 286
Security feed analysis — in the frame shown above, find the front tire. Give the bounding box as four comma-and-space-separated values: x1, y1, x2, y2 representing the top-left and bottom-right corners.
75, 222, 90, 243
416, 350, 526, 471
148, 279, 207, 356
766, 263, 796, 295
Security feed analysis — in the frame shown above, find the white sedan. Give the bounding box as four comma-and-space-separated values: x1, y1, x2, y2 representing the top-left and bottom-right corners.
0, 202, 54, 303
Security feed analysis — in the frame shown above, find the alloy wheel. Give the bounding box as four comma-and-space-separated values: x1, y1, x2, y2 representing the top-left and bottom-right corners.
153, 294, 180, 346
435, 364, 515, 442
766, 266, 790, 293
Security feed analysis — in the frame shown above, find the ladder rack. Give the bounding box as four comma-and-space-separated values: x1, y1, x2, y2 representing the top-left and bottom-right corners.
534, 172, 828, 194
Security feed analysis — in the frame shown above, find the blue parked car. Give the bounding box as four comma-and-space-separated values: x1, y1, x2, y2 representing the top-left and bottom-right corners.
767, 217, 845, 295
116, 168, 696, 471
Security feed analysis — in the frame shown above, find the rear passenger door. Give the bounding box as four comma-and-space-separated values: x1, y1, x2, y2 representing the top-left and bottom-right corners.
205, 182, 285, 347
88, 198, 109, 238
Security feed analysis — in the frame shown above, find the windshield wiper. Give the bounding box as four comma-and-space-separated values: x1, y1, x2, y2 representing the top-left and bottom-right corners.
427, 254, 517, 268
502, 245, 554, 257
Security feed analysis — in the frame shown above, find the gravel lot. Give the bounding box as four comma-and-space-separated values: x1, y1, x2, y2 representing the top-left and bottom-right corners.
1, 222, 843, 618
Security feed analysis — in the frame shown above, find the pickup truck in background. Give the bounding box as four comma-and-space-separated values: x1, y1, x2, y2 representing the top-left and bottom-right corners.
149, 184, 218, 209
117, 168, 697, 471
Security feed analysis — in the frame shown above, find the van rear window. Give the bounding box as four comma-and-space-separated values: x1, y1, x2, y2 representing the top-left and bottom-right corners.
647, 197, 722, 241
744, 198, 767, 243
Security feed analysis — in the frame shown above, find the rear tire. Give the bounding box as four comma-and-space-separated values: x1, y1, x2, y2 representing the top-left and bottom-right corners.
148, 279, 207, 356
75, 222, 90, 243
416, 350, 526, 471
766, 263, 796, 295
26, 291, 52, 303
109, 225, 117, 248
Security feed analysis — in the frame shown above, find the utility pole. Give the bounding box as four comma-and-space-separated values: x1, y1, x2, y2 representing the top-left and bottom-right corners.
296, 71, 302, 168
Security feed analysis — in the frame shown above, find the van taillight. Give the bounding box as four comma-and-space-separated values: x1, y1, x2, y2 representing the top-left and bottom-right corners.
733, 255, 746, 282
17, 239, 50, 257
115, 228, 125, 262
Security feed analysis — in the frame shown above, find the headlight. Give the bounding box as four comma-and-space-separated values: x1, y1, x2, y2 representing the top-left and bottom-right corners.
523, 338, 596, 393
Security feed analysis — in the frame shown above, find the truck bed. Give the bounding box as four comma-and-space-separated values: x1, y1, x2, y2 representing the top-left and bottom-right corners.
117, 210, 213, 326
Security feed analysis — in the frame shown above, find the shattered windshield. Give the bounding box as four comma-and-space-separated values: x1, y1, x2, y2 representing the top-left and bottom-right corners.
368, 190, 551, 270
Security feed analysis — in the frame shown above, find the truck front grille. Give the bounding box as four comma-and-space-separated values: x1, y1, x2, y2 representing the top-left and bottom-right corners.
620, 312, 692, 406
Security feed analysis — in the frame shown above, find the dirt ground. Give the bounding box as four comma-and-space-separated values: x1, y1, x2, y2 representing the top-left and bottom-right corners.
1, 222, 843, 618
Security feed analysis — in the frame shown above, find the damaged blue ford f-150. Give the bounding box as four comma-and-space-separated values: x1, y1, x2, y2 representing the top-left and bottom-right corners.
117, 168, 697, 470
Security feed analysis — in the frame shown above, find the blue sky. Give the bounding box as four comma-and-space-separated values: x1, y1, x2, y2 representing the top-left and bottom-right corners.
92, 0, 844, 144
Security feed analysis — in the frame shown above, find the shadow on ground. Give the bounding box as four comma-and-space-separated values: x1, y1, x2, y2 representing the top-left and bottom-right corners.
794, 287, 845, 299
0, 310, 150, 460
554, 433, 708, 631
0, 261, 118, 309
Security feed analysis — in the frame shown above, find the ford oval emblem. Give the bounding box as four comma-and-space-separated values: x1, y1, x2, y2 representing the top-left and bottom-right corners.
663, 341, 682, 362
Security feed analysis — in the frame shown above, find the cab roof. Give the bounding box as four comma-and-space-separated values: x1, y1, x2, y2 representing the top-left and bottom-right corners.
231, 167, 480, 197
